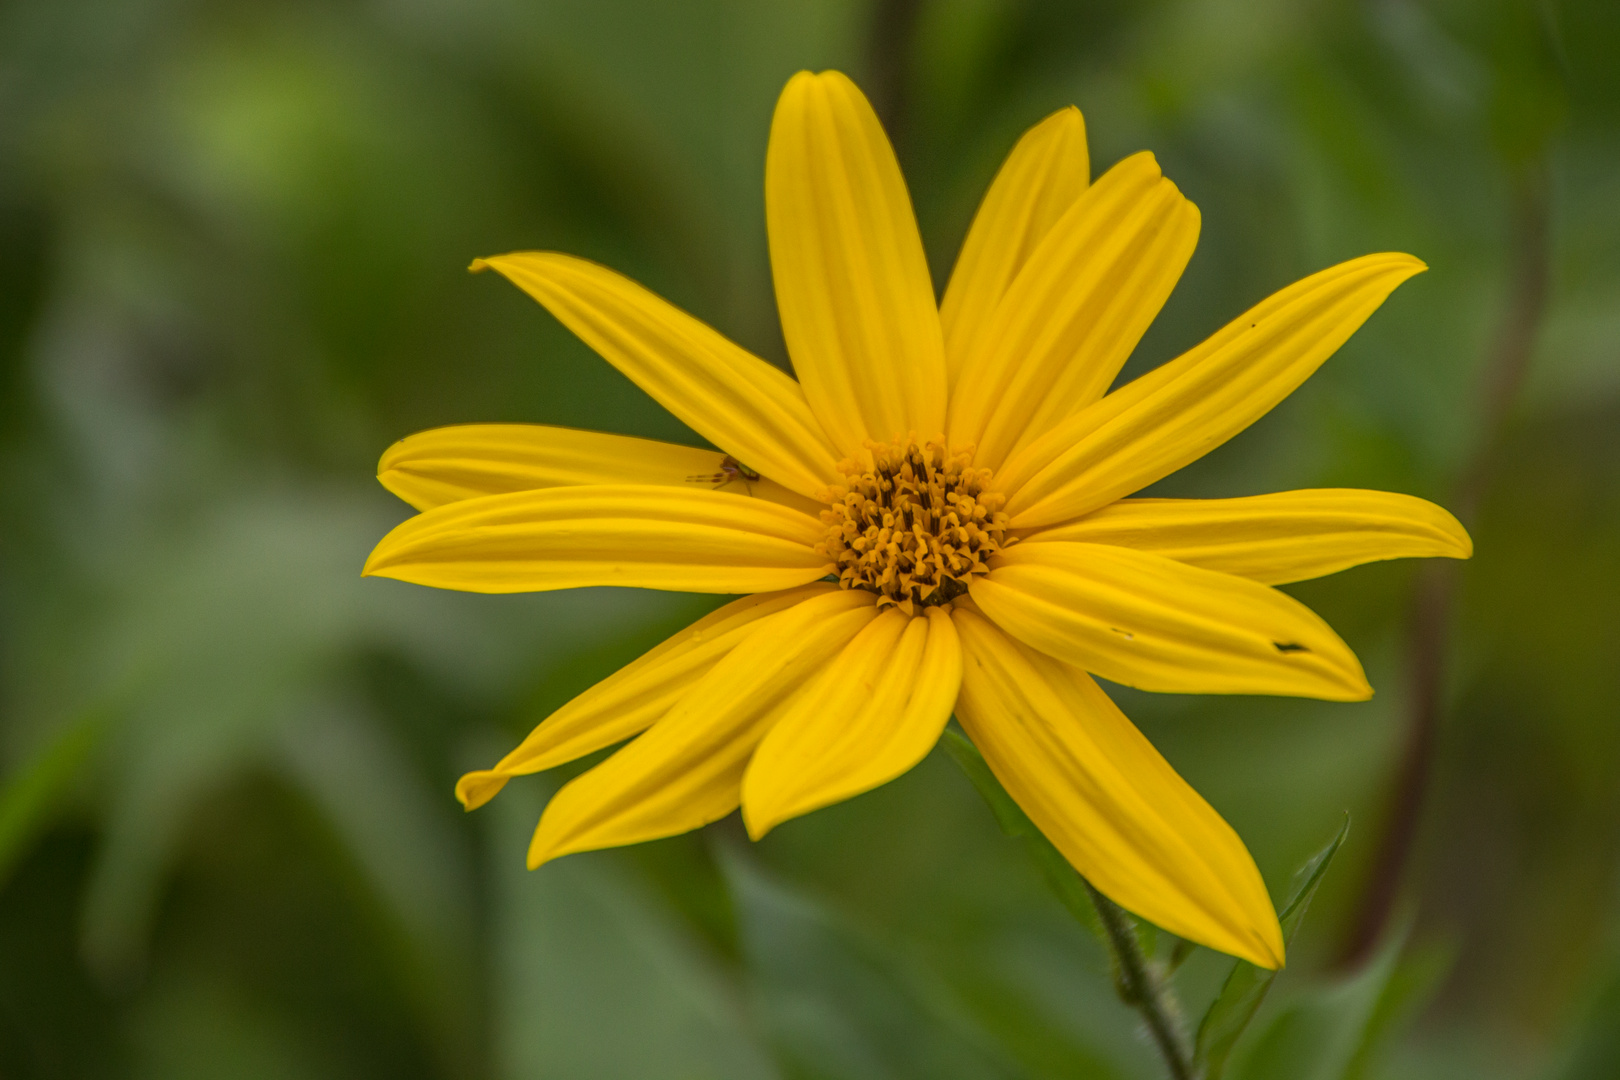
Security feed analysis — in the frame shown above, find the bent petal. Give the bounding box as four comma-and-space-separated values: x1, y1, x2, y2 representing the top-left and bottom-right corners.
455, 584, 836, 811
741, 606, 960, 838
949, 152, 1200, 473
998, 253, 1427, 528
377, 423, 821, 516
363, 484, 831, 595
473, 252, 841, 499
940, 106, 1089, 393
1022, 489, 1472, 584
952, 608, 1284, 968
767, 70, 946, 454
969, 542, 1370, 700
527, 589, 880, 867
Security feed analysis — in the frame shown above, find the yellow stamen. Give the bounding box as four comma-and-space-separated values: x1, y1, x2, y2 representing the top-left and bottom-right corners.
816, 436, 1010, 613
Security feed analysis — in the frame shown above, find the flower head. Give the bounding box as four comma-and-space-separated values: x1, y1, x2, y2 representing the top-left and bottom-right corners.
820, 437, 1008, 612
363, 71, 1470, 969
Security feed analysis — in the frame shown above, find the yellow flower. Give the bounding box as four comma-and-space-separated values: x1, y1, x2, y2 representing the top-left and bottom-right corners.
363, 71, 1470, 969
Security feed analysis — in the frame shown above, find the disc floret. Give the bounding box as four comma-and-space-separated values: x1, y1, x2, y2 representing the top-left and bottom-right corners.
816, 437, 1010, 614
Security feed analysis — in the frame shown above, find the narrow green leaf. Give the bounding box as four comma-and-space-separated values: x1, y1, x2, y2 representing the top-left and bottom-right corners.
1339, 937, 1453, 1080
1235, 916, 1410, 1080
720, 844, 1018, 1080
0, 711, 105, 886
1195, 815, 1351, 1079
942, 728, 1028, 837
490, 780, 780, 1080
1166, 936, 1197, 976
942, 727, 1103, 939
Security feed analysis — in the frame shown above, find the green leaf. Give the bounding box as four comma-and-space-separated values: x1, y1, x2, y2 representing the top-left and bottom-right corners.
1195, 816, 1350, 1080
1558, 951, 1620, 1080
1339, 938, 1454, 1080
1231, 918, 1411, 1080
720, 845, 1019, 1080
0, 710, 105, 887
490, 781, 780, 1080
941, 727, 1103, 939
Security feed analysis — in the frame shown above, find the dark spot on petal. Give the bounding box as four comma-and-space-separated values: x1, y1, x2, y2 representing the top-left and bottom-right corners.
1274, 641, 1310, 653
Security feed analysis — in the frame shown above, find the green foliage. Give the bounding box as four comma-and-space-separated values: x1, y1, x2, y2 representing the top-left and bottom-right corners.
941, 728, 1105, 941
1197, 818, 1349, 1079
489, 785, 777, 1080
1557, 950, 1620, 1080
1225, 923, 1449, 1080
0, 709, 104, 888
723, 845, 1020, 1080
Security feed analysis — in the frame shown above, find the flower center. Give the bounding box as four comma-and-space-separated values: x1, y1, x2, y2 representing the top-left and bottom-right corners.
816, 437, 1010, 614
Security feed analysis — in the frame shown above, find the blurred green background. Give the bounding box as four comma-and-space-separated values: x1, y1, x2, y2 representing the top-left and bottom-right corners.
1, 0, 1616, 1077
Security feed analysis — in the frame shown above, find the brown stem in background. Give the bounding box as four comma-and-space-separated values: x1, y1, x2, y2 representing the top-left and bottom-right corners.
867, 0, 924, 147
1339, 162, 1552, 967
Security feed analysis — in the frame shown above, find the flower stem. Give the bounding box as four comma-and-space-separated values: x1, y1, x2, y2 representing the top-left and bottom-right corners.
941, 729, 1198, 1079
1082, 880, 1199, 1080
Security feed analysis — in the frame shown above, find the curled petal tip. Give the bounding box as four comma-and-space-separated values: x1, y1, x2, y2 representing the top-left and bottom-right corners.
456, 769, 508, 811
468, 257, 492, 273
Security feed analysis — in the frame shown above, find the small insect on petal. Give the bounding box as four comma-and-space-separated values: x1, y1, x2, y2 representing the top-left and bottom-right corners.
686, 454, 763, 493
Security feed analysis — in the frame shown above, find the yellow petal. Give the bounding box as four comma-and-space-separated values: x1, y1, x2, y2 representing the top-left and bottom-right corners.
766, 70, 946, 454
951, 608, 1284, 968
969, 542, 1370, 700
997, 253, 1428, 528
948, 152, 1200, 473
377, 423, 822, 517
362, 484, 832, 595
455, 584, 837, 811
1022, 489, 1472, 584
527, 589, 880, 867
940, 106, 1089, 393
741, 606, 961, 838
473, 252, 842, 499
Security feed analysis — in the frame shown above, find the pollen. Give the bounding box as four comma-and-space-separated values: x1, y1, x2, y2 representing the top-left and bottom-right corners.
816, 437, 1010, 614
